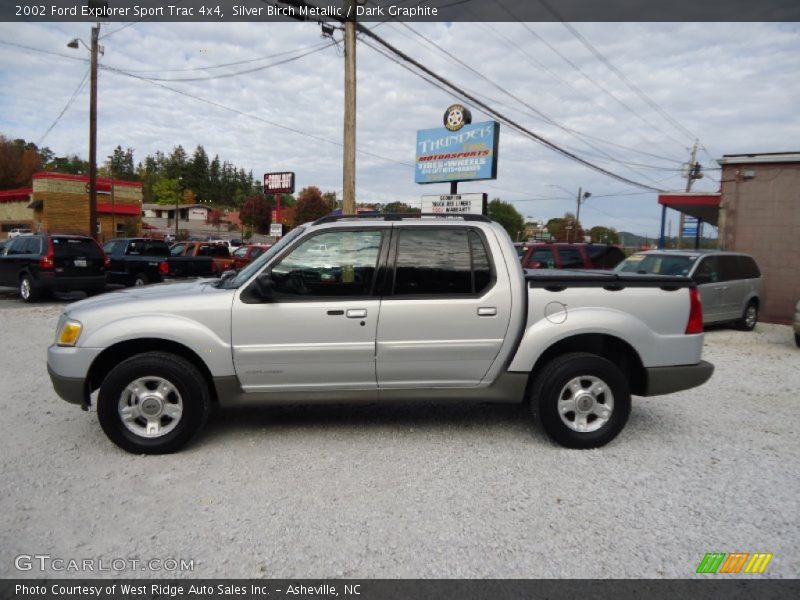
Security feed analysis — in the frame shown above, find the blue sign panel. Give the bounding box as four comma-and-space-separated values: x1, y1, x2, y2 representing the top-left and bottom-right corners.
415, 121, 500, 184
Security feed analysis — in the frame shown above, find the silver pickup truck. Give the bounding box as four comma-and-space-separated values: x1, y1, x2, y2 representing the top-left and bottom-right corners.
48, 215, 713, 454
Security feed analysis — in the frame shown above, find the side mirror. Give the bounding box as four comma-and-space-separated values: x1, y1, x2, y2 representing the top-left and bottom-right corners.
219, 269, 236, 282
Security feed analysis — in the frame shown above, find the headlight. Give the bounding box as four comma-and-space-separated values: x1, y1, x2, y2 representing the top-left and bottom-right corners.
57, 319, 83, 347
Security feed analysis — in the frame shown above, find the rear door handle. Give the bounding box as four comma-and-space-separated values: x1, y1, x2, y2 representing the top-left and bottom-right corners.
478, 307, 497, 317
346, 309, 367, 318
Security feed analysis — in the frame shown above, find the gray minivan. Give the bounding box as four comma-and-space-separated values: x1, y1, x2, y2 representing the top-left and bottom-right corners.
615, 250, 762, 330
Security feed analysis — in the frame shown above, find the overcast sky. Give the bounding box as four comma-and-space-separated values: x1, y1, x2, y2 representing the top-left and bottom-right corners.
1, 20, 798, 237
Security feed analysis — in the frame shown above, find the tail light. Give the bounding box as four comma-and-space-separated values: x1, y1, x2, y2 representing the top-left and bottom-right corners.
159, 261, 169, 275
39, 237, 55, 269
685, 287, 704, 334
100, 248, 110, 269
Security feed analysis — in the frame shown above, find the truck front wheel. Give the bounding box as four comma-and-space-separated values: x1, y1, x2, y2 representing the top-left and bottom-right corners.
530, 352, 631, 449
97, 352, 210, 454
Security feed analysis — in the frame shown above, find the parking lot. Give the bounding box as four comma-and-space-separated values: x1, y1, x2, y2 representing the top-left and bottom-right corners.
1, 290, 798, 579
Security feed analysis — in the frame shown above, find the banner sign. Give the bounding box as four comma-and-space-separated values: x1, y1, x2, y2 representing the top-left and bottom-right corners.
421, 193, 488, 215
415, 121, 499, 184
269, 223, 283, 237
263, 172, 295, 194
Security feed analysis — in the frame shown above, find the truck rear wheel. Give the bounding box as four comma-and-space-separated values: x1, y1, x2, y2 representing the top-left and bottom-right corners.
132, 272, 149, 287
530, 352, 631, 449
97, 352, 210, 454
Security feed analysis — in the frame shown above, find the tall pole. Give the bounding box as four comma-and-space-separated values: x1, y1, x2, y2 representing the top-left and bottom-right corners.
574, 187, 583, 243
342, 0, 357, 215
678, 139, 699, 249
88, 23, 99, 240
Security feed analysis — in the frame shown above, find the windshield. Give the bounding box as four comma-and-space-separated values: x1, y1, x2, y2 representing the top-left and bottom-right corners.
614, 253, 697, 276
217, 225, 308, 289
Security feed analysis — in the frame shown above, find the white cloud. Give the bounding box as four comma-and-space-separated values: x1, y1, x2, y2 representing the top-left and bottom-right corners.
0, 20, 797, 236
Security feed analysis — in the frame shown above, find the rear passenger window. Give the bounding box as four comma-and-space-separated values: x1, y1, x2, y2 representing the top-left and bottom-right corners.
587, 245, 625, 269
530, 248, 555, 269
737, 256, 760, 279
393, 228, 493, 296
557, 247, 583, 268
718, 255, 742, 282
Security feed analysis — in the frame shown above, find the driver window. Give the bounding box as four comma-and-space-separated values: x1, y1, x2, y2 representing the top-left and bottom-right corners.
271, 230, 383, 297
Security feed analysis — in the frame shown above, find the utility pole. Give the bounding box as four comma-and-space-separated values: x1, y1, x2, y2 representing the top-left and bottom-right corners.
342, 0, 357, 215
574, 187, 591, 243
88, 23, 100, 240
677, 139, 699, 249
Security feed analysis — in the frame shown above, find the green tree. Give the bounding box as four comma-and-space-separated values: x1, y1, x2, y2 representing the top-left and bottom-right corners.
547, 212, 584, 242
488, 198, 525, 241
164, 145, 188, 181
105, 145, 136, 180
588, 225, 620, 245
383, 201, 421, 214
187, 145, 209, 199
153, 177, 182, 206
294, 186, 330, 225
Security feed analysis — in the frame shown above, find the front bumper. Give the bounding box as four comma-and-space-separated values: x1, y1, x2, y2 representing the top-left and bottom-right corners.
643, 360, 714, 396
47, 364, 89, 407
47, 344, 103, 408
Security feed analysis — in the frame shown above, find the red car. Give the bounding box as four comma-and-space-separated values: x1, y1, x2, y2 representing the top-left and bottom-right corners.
230, 243, 272, 270
520, 243, 625, 270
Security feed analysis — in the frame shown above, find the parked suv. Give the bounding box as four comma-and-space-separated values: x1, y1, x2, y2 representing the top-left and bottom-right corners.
520, 243, 626, 270
615, 250, 762, 330
0, 234, 107, 302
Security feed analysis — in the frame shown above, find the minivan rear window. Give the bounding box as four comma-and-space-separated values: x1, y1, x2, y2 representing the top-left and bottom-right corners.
615, 253, 696, 276
52, 237, 102, 258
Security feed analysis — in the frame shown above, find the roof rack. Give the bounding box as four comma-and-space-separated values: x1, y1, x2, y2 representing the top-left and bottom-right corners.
312, 212, 491, 225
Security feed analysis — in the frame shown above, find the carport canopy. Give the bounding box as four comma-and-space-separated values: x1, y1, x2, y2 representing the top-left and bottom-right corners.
658, 192, 721, 226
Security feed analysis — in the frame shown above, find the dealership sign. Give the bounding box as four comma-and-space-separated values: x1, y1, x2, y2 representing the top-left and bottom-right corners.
415, 121, 500, 184
422, 193, 487, 215
263, 172, 295, 194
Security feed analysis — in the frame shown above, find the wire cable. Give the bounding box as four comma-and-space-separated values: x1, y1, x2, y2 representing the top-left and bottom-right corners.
37, 67, 90, 146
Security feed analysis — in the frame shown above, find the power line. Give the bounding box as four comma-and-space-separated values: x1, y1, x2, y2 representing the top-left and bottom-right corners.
101, 65, 415, 169
494, 0, 690, 153
0, 39, 89, 64
37, 67, 90, 146
356, 29, 664, 191
114, 42, 335, 82
539, 0, 698, 143
113, 40, 334, 73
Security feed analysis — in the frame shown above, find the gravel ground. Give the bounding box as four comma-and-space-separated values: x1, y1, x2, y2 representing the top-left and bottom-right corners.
0, 292, 798, 579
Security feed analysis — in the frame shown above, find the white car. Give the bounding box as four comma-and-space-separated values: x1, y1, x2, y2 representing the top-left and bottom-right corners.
7, 228, 32, 238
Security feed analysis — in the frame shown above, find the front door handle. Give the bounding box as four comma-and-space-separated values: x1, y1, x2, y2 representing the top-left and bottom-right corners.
346, 309, 367, 319
478, 307, 497, 317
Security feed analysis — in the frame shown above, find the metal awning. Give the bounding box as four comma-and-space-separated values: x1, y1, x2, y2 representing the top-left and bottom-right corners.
658, 192, 721, 226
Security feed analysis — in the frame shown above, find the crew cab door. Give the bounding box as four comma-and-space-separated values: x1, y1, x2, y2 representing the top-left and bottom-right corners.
376, 226, 512, 388
231, 228, 387, 393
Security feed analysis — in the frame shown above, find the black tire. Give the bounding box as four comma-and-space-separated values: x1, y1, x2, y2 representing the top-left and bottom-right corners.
132, 272, 149, 287
736, 300, 758, 331
530, 352, 631, 449
97, 352, 210, 454
19, 274, 39, 303
795, 332, 800, 348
